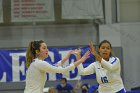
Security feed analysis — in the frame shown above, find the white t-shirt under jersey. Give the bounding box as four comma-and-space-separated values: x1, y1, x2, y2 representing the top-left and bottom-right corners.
77, 57, 124, 93
24, 58, 75, 93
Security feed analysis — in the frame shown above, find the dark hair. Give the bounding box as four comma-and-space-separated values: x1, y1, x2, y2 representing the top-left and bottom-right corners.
99, 40, 112, 49
98, 40, 112, 56
26, 40, 44, 68
61, 78, 67, 82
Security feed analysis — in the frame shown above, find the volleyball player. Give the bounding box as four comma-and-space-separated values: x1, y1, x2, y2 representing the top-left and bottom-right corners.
24, 40, 90, 93
75, 40, 125, 93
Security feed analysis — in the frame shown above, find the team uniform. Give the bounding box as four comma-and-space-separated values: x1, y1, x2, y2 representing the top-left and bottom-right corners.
24, 58, 75, 93
77, 57, 126, 93
56, 83, 74, 93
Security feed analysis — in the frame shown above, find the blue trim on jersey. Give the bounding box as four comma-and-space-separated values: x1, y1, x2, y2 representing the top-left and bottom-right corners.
111, 57, 117, 64
116, 88, 126, 93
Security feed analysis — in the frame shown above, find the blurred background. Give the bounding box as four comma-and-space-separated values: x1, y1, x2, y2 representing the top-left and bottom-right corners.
0, 0, 140, 93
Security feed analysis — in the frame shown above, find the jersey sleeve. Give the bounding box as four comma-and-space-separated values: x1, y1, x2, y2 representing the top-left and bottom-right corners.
34, 60, 75, 74
77, 63, 95, 75
101, 57, 120, 71
54, 60, 62, 66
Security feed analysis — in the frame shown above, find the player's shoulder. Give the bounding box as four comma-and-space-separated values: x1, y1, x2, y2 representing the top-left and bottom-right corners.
33, 58, 42, 63
56, 84, 62, 88
110, 56, 120, 64
67, 83, 73, 87
110, 56, 120, 60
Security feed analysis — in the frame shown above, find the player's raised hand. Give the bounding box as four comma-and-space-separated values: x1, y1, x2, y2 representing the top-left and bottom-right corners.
73, 49, 81, 55
72, 49, 81, 60
89, 41, 96, 55
80, 50, 90, 62
73, 50, 90, 66
60, 50, 75, 65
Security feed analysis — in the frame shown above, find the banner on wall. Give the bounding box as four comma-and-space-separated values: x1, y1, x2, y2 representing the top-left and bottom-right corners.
0, 0, 3, 23
0, 47, 96, 82
11, 0, 55, 22
62, 0, 103, 19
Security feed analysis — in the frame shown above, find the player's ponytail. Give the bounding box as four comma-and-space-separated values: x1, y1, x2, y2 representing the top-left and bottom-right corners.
26, 41, 35, 68
26, 40, 44, 68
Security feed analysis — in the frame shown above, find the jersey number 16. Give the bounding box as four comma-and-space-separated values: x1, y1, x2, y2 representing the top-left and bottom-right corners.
101, 76, 108, 83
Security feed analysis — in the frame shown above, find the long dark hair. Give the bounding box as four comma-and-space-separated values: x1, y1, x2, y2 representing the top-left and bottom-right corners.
26, 40, 44, 68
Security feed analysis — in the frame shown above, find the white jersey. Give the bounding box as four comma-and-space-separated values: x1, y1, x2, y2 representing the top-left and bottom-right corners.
24, 58, 75, 93
77, 57, 124, 93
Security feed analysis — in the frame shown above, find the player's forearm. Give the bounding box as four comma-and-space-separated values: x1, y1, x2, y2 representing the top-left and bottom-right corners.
74, 50, 89, 67
61, 57, 68, 65
91, 51, 102, 62
101, 58, 119, 71
56, 63, 75, 74
75, 54, 81, 60
74, 58, 84, 67
60, 54, 71, 65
